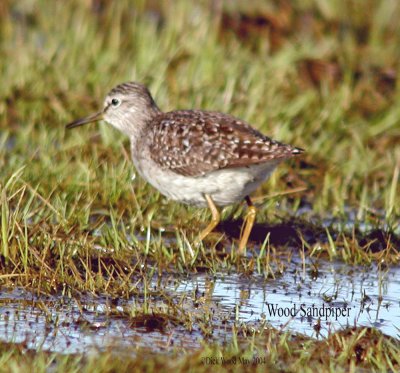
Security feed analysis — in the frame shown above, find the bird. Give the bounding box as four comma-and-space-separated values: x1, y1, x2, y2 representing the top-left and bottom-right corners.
66, 82, 304, 253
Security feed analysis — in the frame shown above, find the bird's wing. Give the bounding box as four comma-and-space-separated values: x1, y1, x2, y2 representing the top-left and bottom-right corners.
147, 110, 303, 177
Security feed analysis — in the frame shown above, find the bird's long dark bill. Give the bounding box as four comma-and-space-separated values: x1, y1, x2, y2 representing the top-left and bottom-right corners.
66, 111, 104, 129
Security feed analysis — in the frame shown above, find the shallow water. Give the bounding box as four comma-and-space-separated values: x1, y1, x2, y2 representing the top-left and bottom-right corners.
0, 288, 201, 354
177, 260, 400, 339
0, 257, 399, 354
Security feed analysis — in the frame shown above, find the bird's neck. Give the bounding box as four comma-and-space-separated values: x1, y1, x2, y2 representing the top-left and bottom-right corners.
117, 104, 161, 140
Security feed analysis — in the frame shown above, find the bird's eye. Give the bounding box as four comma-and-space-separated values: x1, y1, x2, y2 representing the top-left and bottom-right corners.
111, 98, 121, 107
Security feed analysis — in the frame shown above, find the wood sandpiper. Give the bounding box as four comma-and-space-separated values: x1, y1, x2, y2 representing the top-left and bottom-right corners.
66, 82, 304, 253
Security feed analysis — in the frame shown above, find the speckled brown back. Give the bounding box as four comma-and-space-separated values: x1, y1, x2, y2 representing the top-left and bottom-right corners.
146, 110, 303, 177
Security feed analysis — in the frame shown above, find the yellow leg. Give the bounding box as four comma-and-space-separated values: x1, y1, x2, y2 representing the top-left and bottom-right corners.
238, 196, 257, 253
196, 194, 220, 244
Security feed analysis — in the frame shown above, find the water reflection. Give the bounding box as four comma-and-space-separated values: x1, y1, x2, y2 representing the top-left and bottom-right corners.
0, 257, 399, 354
175, 260, 400, 338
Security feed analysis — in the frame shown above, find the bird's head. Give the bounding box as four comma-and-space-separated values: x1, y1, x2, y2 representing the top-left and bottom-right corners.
66, 82, 160, 137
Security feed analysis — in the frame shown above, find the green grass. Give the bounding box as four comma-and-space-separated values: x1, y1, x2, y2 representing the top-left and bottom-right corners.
0, 327, 399, 373
0, 0, 400, 371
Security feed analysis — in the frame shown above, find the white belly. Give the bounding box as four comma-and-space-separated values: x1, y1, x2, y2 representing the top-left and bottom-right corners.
132, 154, 279, 207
